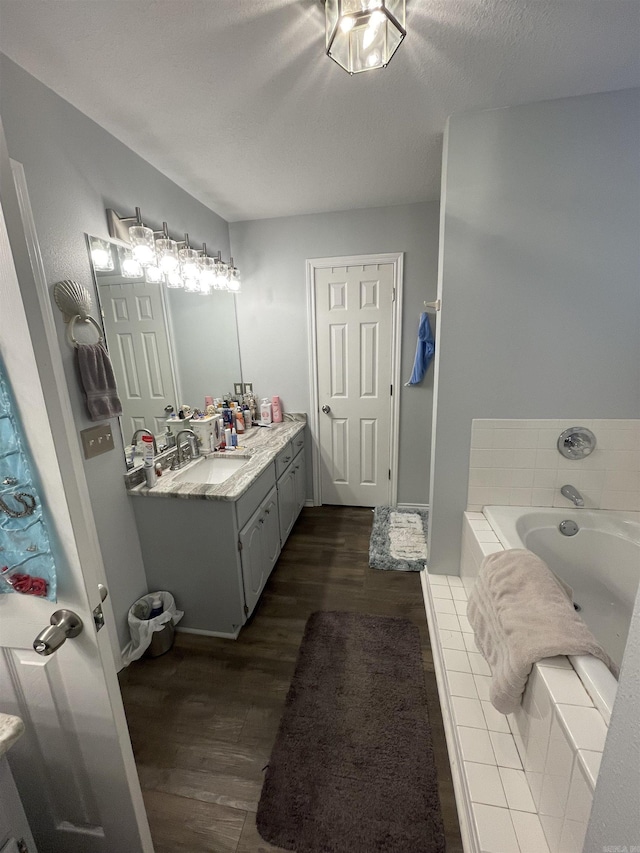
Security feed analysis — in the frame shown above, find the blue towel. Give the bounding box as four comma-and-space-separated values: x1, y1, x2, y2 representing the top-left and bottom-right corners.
405, 312, 435, 386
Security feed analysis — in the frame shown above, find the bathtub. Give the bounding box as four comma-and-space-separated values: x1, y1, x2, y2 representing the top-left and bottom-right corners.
483, 505, 640, 721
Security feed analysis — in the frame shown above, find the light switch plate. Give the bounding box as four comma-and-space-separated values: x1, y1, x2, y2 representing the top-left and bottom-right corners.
80, 423, 115, 459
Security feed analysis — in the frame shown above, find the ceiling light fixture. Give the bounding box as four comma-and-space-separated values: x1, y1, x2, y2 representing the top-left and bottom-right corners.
325, 0, 406, 74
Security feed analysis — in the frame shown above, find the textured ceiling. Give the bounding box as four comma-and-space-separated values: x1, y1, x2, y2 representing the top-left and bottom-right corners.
1, 1, 639, 221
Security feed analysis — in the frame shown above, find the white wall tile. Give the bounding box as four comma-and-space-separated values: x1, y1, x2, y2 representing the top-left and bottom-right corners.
556, 705, 607, 752
533, 468, 557, 488
577, 750, 602, 790
565, 757, 593, 825
537, 666, 592, 707
539, 712, 574, 819
437, 612, 461, 631
443, 648, 471, 672
431, 584, 453, 599
472, 804, 518, 853
469, 653, 492, 676
439, 629, 465, 650
512, 449, 538, 469
434, 597, 457, 614
499, 767, 536, 812
448, 670, 477, 697
539, 813, 563, 853
473, 674, 492, 701
490, 731, 523, 769
458, 726, 496, 765
472, 428, 494, 448
452, 696, 487, 729
482, 701, 511, 733
451, 586, 468, 601
465, 762, 507, 807
511, 810, 551, 853
463, 632, 479, 652
531, 488, 554, 506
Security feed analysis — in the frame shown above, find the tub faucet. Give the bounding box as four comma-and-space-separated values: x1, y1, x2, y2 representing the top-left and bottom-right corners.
561, 484, 584, 507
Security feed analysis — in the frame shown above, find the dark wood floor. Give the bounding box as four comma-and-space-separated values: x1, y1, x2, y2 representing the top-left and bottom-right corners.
119, 506, 463, 852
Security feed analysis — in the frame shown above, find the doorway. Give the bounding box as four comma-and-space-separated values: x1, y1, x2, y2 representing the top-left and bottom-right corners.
306, 253, 403, 507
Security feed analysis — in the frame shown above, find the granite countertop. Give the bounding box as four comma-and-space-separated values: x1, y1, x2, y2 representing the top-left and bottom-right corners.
0, 713, 25, 758
126, 417, 306, 503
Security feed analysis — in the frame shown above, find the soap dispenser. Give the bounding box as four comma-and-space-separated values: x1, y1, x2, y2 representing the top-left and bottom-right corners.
260, 398, 272, 425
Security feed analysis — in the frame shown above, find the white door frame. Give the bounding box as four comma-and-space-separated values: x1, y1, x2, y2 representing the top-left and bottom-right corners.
305, 252, 404, 507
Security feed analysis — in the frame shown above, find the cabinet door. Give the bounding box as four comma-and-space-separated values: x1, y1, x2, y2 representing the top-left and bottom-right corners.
262, 486, 281, 576
239, 511, 266, 617
278, 466, 297, 545
293, 452, 306, 516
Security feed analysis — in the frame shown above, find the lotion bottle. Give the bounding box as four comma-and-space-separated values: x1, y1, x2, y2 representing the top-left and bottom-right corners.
260, 398, 272, 425
271, 396, 283, 423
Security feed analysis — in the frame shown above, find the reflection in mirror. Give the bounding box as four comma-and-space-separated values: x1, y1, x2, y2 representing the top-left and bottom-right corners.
86, 235, 243, 466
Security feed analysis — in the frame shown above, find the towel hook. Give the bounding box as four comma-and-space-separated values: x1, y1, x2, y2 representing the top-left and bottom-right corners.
53, 280, 104, 348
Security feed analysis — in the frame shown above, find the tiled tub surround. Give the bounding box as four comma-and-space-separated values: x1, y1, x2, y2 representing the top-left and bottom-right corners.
427, 512, 612, 853
467, 419, 640, 512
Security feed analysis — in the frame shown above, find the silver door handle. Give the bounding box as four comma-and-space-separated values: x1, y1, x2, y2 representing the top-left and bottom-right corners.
322, 405, 331, 414
98, 583, 108, 602
33, 609, 83, 656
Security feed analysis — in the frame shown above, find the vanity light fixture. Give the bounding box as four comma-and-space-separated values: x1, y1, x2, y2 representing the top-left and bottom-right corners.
89, 238, 114, 271
325, 0, 406, 74
106, 207, 240, 295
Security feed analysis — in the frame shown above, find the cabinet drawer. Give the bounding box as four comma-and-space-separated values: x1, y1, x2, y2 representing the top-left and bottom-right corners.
292, 430, 305, 458
236, 463, 276, 530
275, 441, 294, 479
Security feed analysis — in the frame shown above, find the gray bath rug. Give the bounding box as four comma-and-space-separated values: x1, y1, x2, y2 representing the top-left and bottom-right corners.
369, 505, 429, 572
256, 611, 445, 853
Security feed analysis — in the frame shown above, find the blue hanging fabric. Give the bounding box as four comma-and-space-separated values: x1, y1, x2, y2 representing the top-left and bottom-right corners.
0, 358, 57, 601
405, 312, 435, 386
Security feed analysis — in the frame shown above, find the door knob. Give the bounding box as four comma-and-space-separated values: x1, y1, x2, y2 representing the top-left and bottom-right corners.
33, 609, 83, 656
322, 405, 331, 414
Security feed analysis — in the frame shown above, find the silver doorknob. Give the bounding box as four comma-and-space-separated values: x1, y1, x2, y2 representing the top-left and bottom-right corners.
322, 405, 331, 414
33, 609, 83, 656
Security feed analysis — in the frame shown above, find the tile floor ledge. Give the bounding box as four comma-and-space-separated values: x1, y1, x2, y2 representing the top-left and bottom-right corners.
421, 571, 551, 853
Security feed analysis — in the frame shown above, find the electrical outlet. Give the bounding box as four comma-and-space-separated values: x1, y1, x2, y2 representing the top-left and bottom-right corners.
80, 423, 115, 459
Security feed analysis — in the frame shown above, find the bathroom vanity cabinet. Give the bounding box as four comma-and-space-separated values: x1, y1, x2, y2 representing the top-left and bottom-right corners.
130, 424, 306, 637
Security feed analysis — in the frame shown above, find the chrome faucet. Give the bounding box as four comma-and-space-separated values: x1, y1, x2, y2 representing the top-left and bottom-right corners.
131, 428, 157, 455
561, 484, 584, 507
172, 429, 200, 470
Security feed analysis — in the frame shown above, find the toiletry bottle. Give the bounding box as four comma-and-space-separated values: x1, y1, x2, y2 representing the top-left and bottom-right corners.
235, 410, 245, 434
164, 427, 176, 448
224, 427, 233, 449
271, 396, 283, 423
260, 398, 272, 425
148, 595, 163, 619
142, 434, 157, 487
231, 428, 238, 447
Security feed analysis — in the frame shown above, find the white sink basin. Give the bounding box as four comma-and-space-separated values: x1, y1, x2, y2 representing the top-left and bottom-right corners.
171, 454, 251, 485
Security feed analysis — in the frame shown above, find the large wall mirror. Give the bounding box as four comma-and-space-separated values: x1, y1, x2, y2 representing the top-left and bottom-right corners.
86, 234, 243, 461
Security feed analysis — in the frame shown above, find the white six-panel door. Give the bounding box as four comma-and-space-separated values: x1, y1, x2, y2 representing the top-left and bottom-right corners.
98, 278, 177, 439
1, 159, 152, 852
314, 262, 395, 507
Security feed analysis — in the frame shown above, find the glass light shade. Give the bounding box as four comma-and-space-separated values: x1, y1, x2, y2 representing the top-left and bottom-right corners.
166, 269, 184, 288
227, 267, 241, 293
198, 279, 212, 295
214, 260, 229, 290
90, 238, 114, 271
156, 237, 179, 273
199, 256, 217, 289
183, 275, 201, 293
144, 263, 164, 284
326, 0, 405, 74
129, 224, 156, 265
179, 247, 200, 281
118, 247, 143, 278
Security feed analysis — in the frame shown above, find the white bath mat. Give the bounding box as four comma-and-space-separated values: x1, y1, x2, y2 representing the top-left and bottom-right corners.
369, 506, 429, 572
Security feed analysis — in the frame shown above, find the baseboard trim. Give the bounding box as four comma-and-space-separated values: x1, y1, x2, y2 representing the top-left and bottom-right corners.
176, 626, 240, 640
420, 570, 478, 853
304, 498, 315, 507
396, 503, 430, 511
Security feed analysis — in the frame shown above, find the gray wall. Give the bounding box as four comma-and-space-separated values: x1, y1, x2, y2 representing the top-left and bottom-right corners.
0, 56, 231, 653
429, 88, 640, 574
230, 202, 439, 506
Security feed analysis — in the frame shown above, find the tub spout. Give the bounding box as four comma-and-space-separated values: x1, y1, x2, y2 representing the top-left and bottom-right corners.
561, 484, 584, 507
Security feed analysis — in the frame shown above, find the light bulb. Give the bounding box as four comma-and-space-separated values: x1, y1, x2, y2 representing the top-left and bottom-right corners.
214, 259, 229, 290
90, 238, 114, 271
118, 247, 143, 278
198, 279, 212, 295
363, 11, 384, 49
129, 224, 156, 266
340, 15, 355, 32
156, 238, 179, 273
183, 276, 200, 293
366, 50, 381, 67
166, 269, 184, 288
